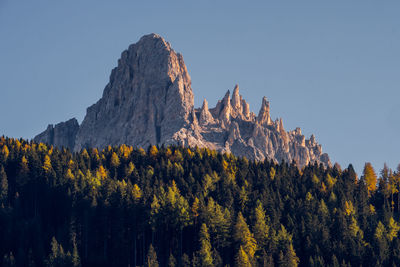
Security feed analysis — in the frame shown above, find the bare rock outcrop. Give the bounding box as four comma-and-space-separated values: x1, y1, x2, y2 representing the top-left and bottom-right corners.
73, 33, 194, 151
34, 33, 331, 168
34, 118, 79, 151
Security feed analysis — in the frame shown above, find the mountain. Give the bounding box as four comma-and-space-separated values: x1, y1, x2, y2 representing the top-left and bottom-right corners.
34, 33, 330, 167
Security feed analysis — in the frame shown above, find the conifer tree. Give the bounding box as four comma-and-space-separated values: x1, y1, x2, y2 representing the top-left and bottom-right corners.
1, 145, 9, 161
234, 212, 257, 260
45, 237, 66, 267
71, 234, 81, 267
17, 156, 29, 187
168, 253, 177, 267
278, 243, 299, 267
387, 217, 400, 241
111, 152, 120, 168
181, 254, 191, 267
253, 201, 270, 247
0, 165, 8, 206
235, 245, 251, 267
362, 162, 377, 195
146, 244, 159, 267
43, 155, 52, 173
198, 223, 213, 267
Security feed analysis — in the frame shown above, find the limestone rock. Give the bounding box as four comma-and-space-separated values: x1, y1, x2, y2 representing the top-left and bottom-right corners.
198, 99, 214, 125
34, 33, 331, 168
34, 118, 79, 151
257, 97, 271, 126
73, 33, 194, 151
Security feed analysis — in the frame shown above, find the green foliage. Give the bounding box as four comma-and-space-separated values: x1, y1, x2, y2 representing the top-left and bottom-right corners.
146, 244, 159, 267
0, 165, 8, 206
234, 212, 257, 260
45, 237, 80, 267
362, 162, 377, 195
0, 137, 400, 266
278, 243, 299, 267
198, 223, 213, 267
252, 201, 270, 247
235, 245, 251, 267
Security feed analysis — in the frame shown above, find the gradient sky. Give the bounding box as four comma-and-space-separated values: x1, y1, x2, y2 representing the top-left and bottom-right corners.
1, 1, 399, 174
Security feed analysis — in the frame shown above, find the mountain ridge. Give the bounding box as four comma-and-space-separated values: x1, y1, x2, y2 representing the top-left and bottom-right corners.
35, 33, 330, 168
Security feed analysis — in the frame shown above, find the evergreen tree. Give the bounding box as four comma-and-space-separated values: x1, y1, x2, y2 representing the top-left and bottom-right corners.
235, 246, 251, 267
45, 237, 66, 267
43, 155, 52, 173
71, 235, 81, 267
181, 254, 191, 267
146, 244, 159, 267
278, 243, 299, 267
362, 162, 377, 195
234, 212, 257, 260
168, 253, 177, 267
0, 165, 8, 206
253, 201, 270, 248
198, 223, 213, 267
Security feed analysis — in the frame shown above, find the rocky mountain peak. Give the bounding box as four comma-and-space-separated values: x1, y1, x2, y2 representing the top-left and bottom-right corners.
257, 96, 271, 126
73, 33, 194, 151
35, 34, 331, 168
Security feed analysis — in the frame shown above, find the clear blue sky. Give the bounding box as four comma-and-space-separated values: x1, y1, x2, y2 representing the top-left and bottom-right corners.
1, 0, 399, 174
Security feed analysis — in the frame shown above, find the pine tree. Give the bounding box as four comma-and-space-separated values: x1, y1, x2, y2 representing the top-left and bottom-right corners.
168, 253, 177, 267
253, 201, 270, 248
181, 253, 191, 267
1, 145, 9, 161
331, 255, 340, 267
43, 155, 52, 173
278, 243, 299, 267
387, 217, 400, 242
45, 237, 66, 267
235, 246, 251, 267
198, 223, 213, 267
17, 156, 29, 187
110, 152, 120, 168
0, 165, 8, 206
71, 235, 81, 267
362, 162, 377, 195
146, 244, 159, 267
234, 212, 257, 260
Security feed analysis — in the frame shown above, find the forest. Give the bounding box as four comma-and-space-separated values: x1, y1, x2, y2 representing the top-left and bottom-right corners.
0, 136, 400, 267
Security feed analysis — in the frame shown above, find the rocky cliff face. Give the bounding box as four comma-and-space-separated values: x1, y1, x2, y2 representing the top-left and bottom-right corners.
34, 33, 330, 167
74, 34, 194, 151
34, 118, 79, 151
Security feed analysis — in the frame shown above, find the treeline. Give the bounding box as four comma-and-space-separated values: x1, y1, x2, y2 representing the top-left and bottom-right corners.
0, 136, 400, 266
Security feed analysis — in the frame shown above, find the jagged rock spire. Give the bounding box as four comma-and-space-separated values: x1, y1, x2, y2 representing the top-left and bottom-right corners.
199, 99, 214, 125
231, 84, 241, 111
219, 90, 232, 126
242, 99, 250, 119
257, 96, 271, 126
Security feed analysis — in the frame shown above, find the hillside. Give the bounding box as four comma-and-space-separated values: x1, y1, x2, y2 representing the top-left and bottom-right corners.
0, 137, 399, 266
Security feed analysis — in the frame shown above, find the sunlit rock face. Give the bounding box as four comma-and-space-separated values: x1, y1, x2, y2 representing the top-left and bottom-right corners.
35, 34, 330, 168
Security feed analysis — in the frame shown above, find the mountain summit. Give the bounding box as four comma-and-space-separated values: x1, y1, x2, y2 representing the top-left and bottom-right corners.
35, 33, 330, 167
